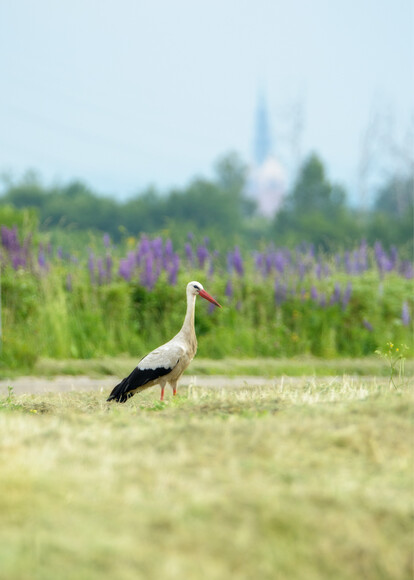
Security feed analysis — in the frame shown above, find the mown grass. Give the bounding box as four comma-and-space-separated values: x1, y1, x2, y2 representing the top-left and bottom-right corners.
0, 379, 412, 580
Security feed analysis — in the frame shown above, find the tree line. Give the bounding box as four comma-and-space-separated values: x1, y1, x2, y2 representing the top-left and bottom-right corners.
0, 152, 412, 252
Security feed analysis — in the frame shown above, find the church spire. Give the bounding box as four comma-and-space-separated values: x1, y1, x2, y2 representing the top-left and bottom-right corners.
254, 92, 272, 165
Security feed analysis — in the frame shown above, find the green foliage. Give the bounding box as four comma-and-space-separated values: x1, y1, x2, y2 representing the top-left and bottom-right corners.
283, 153, 346, 214
1, 152, 412, 250
0, 204, 38, 235
0, 153, 250, 243
273, 153, 359, 249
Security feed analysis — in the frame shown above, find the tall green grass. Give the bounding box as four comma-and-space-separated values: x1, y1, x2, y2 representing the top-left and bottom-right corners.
0, 223, 412, 370
1, 265, 412, 371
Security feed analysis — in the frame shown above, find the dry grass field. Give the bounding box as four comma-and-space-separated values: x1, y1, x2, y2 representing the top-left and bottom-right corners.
0, 377, 412, 580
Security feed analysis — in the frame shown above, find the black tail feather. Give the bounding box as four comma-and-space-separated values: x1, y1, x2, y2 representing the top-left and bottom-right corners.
107, 377, 131, 403
107, 364, 174, 403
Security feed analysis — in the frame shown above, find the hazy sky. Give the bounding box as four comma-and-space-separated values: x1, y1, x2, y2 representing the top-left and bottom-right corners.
0, 0, 413, 199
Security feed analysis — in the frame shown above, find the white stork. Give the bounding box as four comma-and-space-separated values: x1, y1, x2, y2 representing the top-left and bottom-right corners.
107, 281, 221, 403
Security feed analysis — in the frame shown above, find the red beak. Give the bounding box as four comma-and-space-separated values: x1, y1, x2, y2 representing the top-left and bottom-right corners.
199, 289, 221, 308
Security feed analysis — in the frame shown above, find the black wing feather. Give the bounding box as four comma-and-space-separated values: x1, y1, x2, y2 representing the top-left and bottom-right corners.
107, 365, 174, 403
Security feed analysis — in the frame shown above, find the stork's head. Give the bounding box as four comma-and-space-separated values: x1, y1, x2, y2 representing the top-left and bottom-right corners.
187, 281, 221, 308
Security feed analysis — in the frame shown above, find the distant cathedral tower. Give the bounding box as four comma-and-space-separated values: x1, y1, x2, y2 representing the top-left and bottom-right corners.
249, 93, 286, 217
254, 93, 272, 165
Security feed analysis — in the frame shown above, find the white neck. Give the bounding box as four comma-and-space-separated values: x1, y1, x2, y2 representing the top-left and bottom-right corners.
180, 292, 196, 338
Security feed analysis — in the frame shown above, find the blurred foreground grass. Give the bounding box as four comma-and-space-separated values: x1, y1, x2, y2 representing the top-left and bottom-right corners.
0, 379, 412, 580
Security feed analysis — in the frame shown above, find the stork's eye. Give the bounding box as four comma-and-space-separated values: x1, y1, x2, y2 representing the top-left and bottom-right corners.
193, 284, 200, 290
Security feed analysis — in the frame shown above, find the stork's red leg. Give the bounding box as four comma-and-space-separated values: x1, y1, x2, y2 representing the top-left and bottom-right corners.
173, 386, 177, 396
160, 386, 165, 401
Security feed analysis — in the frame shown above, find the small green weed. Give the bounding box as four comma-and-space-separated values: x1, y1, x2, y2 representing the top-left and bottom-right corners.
375, 342, 410, 389
0, 386, 23, 411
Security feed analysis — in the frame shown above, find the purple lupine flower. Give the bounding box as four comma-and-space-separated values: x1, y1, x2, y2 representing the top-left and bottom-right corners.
374, 241, 383, 263
265, 254, 273, 276
197, 245, 209, 269
274, 251, 286, 274
134, 246, 143, 267
0, 226, 9, 249
57, 247, 63, 259
141, 254, 155, 290
233, 247, 244, 276
120, 251, 136, 281
402, 301, 411, 326
315, 262, 322, 279
103, 233, 111, 248
187, 232, 194, 241
400, 261, 414, 279
390, 246, 398, 269
119, 258, 132, 281
168, 254, 180, 286
374, 241, 393, 273
151, 237, 163, 259
342, 282, 352, 310
155, 257, 162, 279
298, 261, 306, 280
310, 286, 318, 301
164, 239, 173, 259
105, 253, 112, 282
66, 274, 73, 292
319, 293, 327, 308
162, 242, 172, 270
12, 254, 23, 270
330, 283, 341, 306
139, 235, 150, 255
274, 281, 287, 306
124, 251, 135, 271
11, 226, 20, 252
184, 243, 194, 265
97, 258, 105, 285
1, 226, 19, 252
12, 226, 20, 252
38, 249, 47, 270
363, 319, 373, 332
